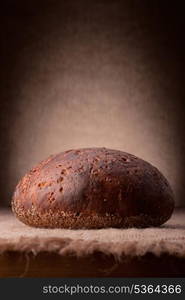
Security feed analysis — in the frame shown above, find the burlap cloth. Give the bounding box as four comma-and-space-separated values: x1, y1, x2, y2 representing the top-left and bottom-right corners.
0, 209, 185, 258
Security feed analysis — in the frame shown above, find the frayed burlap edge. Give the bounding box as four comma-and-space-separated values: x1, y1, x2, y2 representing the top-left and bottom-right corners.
0, 236, 185, 259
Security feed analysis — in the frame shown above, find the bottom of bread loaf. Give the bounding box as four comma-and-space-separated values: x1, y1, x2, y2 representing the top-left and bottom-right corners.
13, 204, 169, 229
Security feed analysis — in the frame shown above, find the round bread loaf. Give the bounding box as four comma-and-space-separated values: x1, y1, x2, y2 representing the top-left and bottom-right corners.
12, 148, 174, 228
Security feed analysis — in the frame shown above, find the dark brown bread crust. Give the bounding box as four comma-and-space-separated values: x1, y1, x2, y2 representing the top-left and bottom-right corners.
12, 148, 174, 228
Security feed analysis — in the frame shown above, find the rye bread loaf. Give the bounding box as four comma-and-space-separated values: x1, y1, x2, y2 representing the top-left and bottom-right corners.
12, 148, 174, 228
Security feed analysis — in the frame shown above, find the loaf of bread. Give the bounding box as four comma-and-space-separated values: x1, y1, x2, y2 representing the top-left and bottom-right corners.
12, 148, 174, 228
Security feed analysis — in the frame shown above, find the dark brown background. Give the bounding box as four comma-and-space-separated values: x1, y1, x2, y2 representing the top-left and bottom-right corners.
0, 0, 184, 207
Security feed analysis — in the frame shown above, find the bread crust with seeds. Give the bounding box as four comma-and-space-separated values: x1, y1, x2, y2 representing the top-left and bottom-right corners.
12, 147, 174, 228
